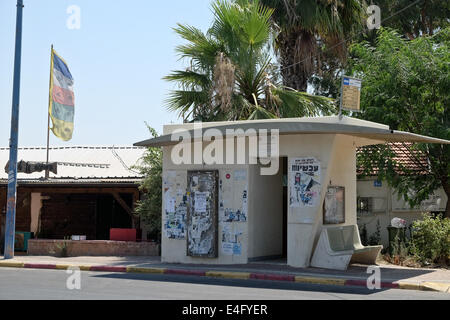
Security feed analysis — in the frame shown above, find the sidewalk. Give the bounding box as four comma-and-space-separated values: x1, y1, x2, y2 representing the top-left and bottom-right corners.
1, 255, 449, 293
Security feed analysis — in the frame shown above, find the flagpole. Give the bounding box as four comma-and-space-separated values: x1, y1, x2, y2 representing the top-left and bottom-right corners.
4, 0, 24, 259
45, 44, 53, 179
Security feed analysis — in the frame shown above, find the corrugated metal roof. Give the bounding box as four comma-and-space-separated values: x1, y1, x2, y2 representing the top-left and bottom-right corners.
0, 146, 146, 184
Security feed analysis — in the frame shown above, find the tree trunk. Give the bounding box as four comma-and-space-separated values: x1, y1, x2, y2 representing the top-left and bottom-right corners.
277, 31, 312, 92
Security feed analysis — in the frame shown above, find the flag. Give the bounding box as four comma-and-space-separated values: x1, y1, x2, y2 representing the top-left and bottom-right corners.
49, 48, 74, 141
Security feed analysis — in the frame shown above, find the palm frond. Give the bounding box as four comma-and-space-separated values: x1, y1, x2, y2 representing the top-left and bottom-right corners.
271, 87, 337, 118
248, 105, 278, 120
164, 70, 211, 89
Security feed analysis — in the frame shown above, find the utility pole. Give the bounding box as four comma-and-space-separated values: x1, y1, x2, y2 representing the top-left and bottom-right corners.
45, 45, 53, 179
4, 0, 24, 259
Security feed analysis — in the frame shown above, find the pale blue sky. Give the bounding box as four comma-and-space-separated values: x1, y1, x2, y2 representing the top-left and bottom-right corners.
0, 0, 212, 147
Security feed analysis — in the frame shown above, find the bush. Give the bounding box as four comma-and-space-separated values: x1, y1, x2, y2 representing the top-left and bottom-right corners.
410, 213, 450, 265
368, 219, 382, 246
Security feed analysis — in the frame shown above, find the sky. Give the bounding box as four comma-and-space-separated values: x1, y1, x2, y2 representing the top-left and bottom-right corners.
0, 0, 212, 148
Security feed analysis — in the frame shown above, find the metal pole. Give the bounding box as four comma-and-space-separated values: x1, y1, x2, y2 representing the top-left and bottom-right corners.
4, 0, 24, 259
45, 45, 53, 179
338, 75, 344, 120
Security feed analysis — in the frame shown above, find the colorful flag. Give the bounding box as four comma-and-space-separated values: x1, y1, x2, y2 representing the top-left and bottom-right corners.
49, 49, 74, 141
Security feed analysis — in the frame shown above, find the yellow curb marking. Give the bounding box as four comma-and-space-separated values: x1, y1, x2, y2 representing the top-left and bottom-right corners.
295, 276, 345, 286
55, 264, 71, 270
205, 271, 250, 279
397, 282, 420, 291
397, 281, 450, 293
54, 264, 92, 271
0, 262, 24, 268
126, 267, 165, 274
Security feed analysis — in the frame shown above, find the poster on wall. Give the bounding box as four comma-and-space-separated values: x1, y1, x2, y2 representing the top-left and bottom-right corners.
323, 186, 345, 224
187, 171, 219, 258
163, 171, 187, 240
164, 184, 187, 239
221, 223, 243, 256
289, 158, 321, 208
219, 170, 248, 222
165, 203, 187, 239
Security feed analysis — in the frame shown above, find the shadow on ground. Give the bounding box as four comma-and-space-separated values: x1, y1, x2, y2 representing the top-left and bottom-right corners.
92, 271, 386, 296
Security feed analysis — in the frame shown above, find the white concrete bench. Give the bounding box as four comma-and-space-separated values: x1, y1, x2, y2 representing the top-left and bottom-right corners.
310, 225, 383, 270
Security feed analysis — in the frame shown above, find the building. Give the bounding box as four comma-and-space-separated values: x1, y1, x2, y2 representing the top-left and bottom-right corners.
356, 143, 448, 248
0, 146, 146, 252
134, 116, 450, 268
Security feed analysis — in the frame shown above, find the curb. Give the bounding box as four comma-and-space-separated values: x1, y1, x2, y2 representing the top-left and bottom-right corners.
0, 261, 448, 294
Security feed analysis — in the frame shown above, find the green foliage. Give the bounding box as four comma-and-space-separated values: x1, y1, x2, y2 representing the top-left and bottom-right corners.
410, 213, 450, 265
375, 0, 450, 39
389, 232, 410, 265
165, 0, 336, 121
350, 27, 450, 216
368, 219, 382, 246
360, 224, 368, 246
132, 125, 163, 242
55, 237, 70, 257
261, 0, 366, 92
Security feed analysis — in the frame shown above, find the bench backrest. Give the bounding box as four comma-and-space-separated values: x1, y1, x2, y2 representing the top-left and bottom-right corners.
326, 225, 360, 252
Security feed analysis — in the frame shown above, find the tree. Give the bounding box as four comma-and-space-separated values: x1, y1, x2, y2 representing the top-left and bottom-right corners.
350, 27, 450, 218
376, 0, 450, 39
260, 0, 366, 91
133, 125, 163, 241
165, 0, 336, 122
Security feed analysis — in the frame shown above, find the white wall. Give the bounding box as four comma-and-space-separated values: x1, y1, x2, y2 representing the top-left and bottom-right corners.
159, 119, 380, 267
281, 134, 359, 267
161, 142, 250, 264
357, 178, 448, 248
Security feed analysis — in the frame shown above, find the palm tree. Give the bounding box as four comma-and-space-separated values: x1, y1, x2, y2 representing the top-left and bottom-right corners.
260, 0, 366, 91
164, 0, 336, 122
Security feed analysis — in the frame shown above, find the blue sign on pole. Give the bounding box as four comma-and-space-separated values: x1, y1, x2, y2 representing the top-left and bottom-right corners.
4, 0, 24, 259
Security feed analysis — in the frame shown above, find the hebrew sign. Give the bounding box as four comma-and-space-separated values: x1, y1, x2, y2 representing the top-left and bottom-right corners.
289, 158, 321, 208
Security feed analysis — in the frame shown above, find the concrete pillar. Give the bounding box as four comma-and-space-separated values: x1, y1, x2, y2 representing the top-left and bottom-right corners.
286, 135, 358, 268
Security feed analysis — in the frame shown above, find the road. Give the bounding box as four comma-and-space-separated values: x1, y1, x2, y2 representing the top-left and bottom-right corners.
0, 267, 448, 300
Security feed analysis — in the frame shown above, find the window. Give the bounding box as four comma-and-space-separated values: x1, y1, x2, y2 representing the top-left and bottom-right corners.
357, 197, 387, 215
357, 197, 371, 215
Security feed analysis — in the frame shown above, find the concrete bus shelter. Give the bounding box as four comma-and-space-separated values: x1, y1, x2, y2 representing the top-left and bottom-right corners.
135, 116, 449, 268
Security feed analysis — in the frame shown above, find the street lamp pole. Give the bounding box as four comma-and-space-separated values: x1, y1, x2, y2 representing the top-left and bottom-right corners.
4, 0, 25, 259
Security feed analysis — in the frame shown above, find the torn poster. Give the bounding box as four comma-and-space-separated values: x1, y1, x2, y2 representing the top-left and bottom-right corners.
289, 158, 321, 208
220, 170, 248, 222
189, 235, 213, 255
165, 196, 176, 213
165, 203, 187, 239
194, 192, 209, 213
221, 223, 243, 256
233, 169, 247, 181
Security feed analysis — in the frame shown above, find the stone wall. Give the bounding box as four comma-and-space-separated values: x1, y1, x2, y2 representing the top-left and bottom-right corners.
28, 239, 160, 257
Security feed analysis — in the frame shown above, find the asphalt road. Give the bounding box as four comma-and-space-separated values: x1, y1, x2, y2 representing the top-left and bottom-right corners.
0, 267, 448, 300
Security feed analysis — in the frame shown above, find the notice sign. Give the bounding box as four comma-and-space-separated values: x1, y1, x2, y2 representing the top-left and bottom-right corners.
289, 158, 321, 208
341, 76, 362, 111
194, 192, 209, 213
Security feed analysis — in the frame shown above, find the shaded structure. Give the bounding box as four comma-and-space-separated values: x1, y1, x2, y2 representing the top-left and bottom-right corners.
0, 146, 146, 251
135, 116, 449, 268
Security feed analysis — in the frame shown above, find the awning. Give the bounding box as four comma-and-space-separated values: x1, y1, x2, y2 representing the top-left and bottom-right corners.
134, 117, 450, 147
